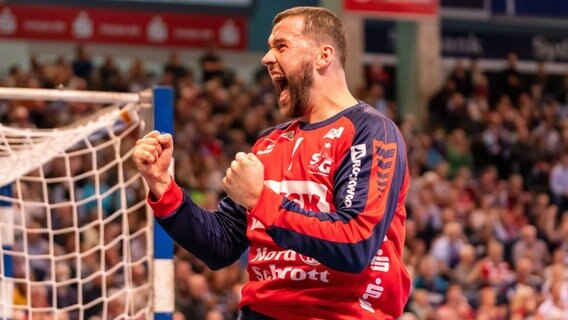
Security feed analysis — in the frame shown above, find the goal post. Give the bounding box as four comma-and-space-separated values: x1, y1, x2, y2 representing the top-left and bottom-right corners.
0, 86, 174, 320
0, 185, 14, 320
151, 88, 175, 320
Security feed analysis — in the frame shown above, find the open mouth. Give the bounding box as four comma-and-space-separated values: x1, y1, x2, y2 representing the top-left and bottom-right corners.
273, 76, 289, 95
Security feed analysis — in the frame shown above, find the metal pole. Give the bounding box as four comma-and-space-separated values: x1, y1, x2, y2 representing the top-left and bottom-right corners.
0, 88, 151, 105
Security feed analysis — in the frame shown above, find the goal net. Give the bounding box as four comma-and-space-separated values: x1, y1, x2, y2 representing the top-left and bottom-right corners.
0, 87, 174, 320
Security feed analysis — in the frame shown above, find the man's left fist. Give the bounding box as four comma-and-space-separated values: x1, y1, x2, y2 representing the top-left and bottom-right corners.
222, 152, 265, 210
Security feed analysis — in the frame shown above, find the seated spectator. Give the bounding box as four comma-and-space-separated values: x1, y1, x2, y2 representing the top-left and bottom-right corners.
406, 289, 435, 320
446, 129, 473, 179
413, 256, 449, 307
451, 244, 480, 305
550, 151, 568, 214
509, 284, 538, 320
430, 222, 466, 273
476, 286, 507, 320
477, 240, 515, 297
536, 282, 568, 320
512, 225, 550, 275
435, 284, 474, 320
541, 263, 568, 312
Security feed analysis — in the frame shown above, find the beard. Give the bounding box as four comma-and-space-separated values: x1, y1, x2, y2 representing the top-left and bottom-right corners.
280, 59, 313, 119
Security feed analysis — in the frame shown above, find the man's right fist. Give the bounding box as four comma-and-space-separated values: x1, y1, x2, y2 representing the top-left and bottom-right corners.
133, 130, 173, 198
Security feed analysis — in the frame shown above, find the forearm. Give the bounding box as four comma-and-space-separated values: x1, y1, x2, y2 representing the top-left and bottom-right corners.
150, 182, 249, 270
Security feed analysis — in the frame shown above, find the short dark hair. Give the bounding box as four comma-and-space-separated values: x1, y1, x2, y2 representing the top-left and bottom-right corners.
273, 7, 347, 68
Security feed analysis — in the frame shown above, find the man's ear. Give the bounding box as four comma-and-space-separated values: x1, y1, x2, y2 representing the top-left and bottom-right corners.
315, 45, 334, 69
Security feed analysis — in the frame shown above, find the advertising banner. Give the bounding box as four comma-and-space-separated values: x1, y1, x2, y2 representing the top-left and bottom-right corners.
344, 0, 439, 19
0, 4, 247, 49
365, 21, 568, 62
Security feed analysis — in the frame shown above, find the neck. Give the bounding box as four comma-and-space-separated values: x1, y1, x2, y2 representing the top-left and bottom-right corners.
299, 72, 358, 123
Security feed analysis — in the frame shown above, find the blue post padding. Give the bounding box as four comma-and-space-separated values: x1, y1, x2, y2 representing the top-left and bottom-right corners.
155, 313, 173, 320
153, 86, 174, 136
2, 246, 12, 277
0, 185, 12, 207
1, 186, 13, 278
152, 86, 174, 261
154, 224, 174, 259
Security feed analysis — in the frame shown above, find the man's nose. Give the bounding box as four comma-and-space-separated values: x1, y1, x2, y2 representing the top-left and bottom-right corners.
262, 50, 275, 66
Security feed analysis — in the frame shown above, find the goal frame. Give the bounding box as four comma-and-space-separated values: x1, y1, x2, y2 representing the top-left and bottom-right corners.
0, 86, 174, 320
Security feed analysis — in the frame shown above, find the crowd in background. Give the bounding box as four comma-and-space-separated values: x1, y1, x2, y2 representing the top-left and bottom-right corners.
2, 43, 568, 320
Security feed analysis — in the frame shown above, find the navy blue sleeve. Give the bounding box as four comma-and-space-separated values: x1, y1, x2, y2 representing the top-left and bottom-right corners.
156, 193, 249, 270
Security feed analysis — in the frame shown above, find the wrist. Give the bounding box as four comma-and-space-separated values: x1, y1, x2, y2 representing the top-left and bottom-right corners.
148, 175, 172, 198
244, 188, 263, 210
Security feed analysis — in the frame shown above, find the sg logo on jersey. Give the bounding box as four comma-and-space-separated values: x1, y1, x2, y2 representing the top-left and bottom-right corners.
308, 152, 334, 176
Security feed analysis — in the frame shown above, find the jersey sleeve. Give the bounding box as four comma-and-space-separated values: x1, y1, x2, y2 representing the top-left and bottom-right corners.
248, 111, 408, 273
149, 180, 249, 270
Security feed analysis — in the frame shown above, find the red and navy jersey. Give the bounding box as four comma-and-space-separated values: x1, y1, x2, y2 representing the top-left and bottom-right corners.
150, 102, 411, 319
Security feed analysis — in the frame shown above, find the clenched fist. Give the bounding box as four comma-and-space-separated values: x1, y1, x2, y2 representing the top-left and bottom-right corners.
133, 130, 173, 198
222, 152, 264, 210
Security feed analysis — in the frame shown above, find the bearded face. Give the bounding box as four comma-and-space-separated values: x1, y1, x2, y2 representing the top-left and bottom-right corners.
275, 58, 313, 119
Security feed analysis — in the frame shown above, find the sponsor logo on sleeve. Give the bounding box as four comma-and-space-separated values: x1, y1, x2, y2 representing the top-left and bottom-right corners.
345, 144, 366, 207
374, 140, 397, 198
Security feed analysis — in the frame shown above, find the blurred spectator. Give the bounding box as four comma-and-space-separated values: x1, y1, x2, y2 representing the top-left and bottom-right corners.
364, 82, 388, 113
509, 284, 538, 320
550, 151, 568, 214
428, 78, 456, 129
71, 44, 93, 81
406, 289, 435, 320
446, 129, 473, 178
533, 61, 549, 93
435, 284, 474, 320
200, 43, 224, 82
449, 59, 472, 97
164, 51, 189, 80
478, 240, 515, 297
413, 256, 448, 307
98, 54, 124, 91
541, 262, 568, 304
365, 56, 391, 92
4, 65, 24, 86
536, 282, 568, 320
512, 225, 550, 274
476, 286, 507, 320
504, 256, 543, 316
450, 244, 479, 303
500, 52, 522, 104
430, 222, 466, 272
128, 58, 152, 92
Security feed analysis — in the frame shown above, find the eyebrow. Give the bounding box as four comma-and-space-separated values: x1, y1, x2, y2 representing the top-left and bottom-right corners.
268, 37, 286, 49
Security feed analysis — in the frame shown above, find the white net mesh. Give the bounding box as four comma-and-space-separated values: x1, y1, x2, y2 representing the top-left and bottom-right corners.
0, 104, 153, 320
